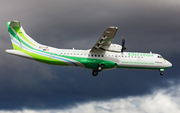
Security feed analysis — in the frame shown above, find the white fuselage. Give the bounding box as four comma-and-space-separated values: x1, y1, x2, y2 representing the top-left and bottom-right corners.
43, 46, 172, 70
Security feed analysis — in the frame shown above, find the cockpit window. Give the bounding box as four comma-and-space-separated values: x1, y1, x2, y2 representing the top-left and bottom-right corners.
158, 55, 163, 58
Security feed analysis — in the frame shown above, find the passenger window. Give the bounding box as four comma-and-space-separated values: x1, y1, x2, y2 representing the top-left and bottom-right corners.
98, 55, 100, 57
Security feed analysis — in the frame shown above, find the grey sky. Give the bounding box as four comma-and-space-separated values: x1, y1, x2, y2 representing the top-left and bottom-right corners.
0, 0, 179, 111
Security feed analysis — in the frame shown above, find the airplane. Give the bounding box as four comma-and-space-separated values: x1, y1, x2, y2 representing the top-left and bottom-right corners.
5, 20, 172, 76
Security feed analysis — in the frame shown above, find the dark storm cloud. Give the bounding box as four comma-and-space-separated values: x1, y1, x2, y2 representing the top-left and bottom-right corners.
2, 0, 180, 53
0, 0, 179, 110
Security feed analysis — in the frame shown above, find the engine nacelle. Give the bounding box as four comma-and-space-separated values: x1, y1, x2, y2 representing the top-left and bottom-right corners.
103, 44, 122, 52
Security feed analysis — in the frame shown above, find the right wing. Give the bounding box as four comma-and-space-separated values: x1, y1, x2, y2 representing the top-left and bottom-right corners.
90, 26, 118, 52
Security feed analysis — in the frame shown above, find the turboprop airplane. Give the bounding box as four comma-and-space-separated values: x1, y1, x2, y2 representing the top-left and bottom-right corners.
5, 21, 172, 76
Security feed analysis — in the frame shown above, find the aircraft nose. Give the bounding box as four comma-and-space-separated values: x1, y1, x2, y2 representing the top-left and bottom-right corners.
166, 60, 172, 67
168, 62, 172, 67
164, 59, 172, 68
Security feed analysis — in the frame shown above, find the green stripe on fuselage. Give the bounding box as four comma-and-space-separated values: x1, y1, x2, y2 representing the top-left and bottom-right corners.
117, 66, 171, 70
61, 55, 117, 69
12, 44, 69, 66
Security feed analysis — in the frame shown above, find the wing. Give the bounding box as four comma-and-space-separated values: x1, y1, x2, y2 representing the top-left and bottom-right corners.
90, 26, 118, 52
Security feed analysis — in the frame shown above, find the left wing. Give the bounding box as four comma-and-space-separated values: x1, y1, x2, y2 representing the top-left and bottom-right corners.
90, 26, 118, 52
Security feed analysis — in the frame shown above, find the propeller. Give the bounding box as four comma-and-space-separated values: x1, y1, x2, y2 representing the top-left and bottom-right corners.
121, 37, 126, 52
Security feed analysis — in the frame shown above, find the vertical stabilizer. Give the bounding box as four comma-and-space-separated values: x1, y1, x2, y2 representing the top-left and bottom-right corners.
7, 20, 41, 50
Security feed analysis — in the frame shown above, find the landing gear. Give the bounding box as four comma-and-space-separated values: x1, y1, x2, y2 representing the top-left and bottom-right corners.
92, 70, 98, 76
97, 64, 104, 72
92, 64, 104, 76
160, 72, 164, 76
159, 69, 164, 76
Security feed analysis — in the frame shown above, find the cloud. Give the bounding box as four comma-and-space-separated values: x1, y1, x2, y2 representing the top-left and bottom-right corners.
0, 83, 180, 113
1, 0, 180, 54
59, 84, 180, 113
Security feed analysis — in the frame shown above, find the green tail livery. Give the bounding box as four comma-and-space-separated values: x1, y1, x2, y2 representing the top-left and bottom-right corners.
6, 20, 172, 76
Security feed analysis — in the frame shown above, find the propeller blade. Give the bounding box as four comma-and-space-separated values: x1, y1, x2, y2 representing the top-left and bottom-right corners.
122, 37, 125, 47
121, 37, 126, 52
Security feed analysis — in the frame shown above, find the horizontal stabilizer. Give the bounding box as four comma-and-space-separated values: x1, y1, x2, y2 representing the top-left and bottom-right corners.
5, 49, 34, 60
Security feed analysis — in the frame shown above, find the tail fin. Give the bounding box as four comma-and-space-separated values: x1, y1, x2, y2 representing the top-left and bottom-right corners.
7, 20, 40, 50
